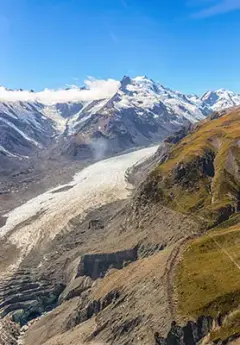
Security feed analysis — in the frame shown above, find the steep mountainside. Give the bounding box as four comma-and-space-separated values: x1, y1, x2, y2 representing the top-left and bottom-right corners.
132, 107, 240, 343
136, 107, 240, 227
202, 89, 240, 111
0, 100, 87, 210
0, 101, 55, 158
0, 100, 84, 159
1, 108, 240, 345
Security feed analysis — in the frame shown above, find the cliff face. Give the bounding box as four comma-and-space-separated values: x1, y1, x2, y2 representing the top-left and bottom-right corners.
155, 316, 214, 345
76, 248, 138, 280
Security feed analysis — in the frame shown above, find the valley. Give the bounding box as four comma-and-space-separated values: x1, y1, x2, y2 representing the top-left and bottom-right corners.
0, 78, 240, 345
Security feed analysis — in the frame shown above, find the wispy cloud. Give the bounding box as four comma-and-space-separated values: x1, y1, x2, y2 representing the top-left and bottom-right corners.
190, 0, 240, 18
0, 78, 120, 105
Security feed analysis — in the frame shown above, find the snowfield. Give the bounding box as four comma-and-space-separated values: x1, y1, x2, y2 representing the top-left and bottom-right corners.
0, 145, 158, 266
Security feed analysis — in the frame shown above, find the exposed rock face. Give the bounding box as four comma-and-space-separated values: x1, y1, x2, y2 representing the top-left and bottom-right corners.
88, 218, 104, 230
172, 151, 215, 186
154, 316, 214, 345
66, 289, 121, 330
164, 124, 194, 145
76, 247, 138, 280
55, 102, 83, 118
59, 276, 93, 302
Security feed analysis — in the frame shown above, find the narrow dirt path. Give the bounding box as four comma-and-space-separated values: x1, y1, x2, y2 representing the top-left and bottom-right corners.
162, 234, 199, 321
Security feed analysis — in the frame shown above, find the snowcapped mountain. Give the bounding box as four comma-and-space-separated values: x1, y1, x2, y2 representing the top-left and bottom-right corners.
0, 76, 239, 164
63, 76, 211, 158
0, 101, 54, 159
0, 101, 85, 159
68, 76, 208, 134
201, 88, 240, 111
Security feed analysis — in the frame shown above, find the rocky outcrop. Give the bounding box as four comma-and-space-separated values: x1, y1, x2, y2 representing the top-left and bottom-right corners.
59, 276, 93, 302
88, 219, 104, 230
172, 151, 215, 186
76, 248, 138, 280
66, 290, 120, 330
154, 316, 214, 345
164, 124, 194, 145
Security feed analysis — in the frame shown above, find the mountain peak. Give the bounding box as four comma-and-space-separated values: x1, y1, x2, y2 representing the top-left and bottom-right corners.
133, 75, 149, 81
120, 75, 132, 89
202, 88, 240, 111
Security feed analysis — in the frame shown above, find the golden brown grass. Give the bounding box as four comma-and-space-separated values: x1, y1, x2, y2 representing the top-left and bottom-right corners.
149, 108, 240, 226
176, 223, 240, 321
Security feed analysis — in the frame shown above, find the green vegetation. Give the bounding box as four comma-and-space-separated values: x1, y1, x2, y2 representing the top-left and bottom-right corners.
149, 109, 240, 226
153, 109, 240, 341
176, 223, 240, 321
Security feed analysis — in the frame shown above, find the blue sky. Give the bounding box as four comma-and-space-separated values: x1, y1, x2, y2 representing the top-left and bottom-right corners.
0, 0, 240, 95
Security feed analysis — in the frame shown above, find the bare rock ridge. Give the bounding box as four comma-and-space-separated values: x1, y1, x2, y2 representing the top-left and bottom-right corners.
65, 289, 121, 331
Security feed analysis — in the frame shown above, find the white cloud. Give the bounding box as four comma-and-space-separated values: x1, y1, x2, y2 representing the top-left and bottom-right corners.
191, 0, 240, 17
0, 78, 120, 105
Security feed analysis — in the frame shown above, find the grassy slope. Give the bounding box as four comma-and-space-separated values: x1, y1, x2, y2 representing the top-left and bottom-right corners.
176, 219, 240, 341
156, 110, 240, 340
176, 221, 240, 318
146, 108, 240, 341
149, 108, 240, 227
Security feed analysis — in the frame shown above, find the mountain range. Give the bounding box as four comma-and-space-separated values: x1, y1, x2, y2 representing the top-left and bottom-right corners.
1, 104, 240, 345
1, 76, 240, 201
1, 76, 240, 162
